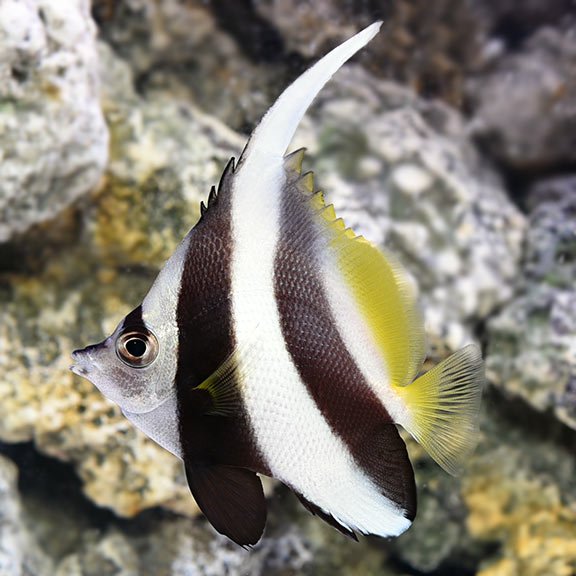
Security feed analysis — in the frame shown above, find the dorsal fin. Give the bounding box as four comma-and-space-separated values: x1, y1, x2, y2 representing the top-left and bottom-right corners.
326, 219, 425, 387
291, 154, 425, 387
284, 148, 306, 174
217, 157, 236, 197
239, 22, 382, 166
198, 157, 236, 220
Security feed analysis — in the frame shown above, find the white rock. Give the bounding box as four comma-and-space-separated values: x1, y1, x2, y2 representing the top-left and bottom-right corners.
0, 0, 108, 242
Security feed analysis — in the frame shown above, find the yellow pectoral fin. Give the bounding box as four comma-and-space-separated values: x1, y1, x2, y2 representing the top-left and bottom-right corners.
196, 351, 243, 416
395, 344, 485, 475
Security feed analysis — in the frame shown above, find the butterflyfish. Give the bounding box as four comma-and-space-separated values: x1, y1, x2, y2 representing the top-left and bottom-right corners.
71, 21, 484, 547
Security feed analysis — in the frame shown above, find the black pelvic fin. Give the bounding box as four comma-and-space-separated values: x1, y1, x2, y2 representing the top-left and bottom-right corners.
295, 492, 358, 541
185, 464, 267, 547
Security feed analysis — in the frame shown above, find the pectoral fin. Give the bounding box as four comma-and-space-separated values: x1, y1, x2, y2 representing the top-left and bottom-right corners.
185, 464, 267, 547
189, 349, 243, 416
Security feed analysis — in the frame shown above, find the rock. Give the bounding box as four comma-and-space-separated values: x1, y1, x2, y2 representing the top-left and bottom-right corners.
475, 0, 575, 49
50, 511, 401, 576
0, 0, 108, 243
252, 0, 486, 105
0, 37, 526, 523
462, 398, 576, 576
467, 25, 576, 171
290, 65, 526, 353
0, 454, 54, 576
95, 0, 283, 131
0, 43, 244, 518
0, 443, 401, 576
55, 531, 139, 576
486, 176, 576, 430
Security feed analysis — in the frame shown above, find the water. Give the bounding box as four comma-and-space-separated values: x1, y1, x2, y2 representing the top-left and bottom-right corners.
0, 2, 575, 575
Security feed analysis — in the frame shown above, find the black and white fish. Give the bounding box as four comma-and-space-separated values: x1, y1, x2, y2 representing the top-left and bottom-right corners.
71, 22, 484, 547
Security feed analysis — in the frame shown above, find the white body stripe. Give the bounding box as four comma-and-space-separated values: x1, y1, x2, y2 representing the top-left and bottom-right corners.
231, 164, 409, 536
229, 22, 410, 536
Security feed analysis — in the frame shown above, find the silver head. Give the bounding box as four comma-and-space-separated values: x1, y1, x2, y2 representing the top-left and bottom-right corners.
71, 304, 178, 414
71, 237, 189, 415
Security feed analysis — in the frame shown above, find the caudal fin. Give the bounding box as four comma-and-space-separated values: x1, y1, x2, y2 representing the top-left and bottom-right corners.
395, 344, 485, 475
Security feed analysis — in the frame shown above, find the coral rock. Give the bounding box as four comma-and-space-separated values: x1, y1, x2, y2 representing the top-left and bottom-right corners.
0, 0, 108, 242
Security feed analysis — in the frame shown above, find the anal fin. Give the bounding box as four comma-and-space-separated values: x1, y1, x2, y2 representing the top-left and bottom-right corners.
295, 492, 358, 541
185, 464, 267, 547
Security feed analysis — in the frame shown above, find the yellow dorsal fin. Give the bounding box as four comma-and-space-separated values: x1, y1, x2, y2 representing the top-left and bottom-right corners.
394, 344, 485, 475
300, 171, 315, 193
290, 156, 424, 387
317, 204, 425, 387
284, 148, 306, 174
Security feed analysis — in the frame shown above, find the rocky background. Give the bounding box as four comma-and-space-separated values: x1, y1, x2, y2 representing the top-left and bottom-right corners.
0, 0, 575, 574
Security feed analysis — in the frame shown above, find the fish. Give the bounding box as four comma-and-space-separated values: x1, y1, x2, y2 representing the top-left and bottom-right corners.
71, 21, 484, 547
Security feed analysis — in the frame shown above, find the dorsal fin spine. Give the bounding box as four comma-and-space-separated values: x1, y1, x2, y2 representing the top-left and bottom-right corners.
300, 171, 315, 193
284, 148, 306, 174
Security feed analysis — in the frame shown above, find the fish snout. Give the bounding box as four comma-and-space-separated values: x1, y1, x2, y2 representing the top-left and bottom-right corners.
70, 341, 107, 376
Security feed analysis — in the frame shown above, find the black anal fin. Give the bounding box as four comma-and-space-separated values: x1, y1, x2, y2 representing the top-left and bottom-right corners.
185, 464, 267, 547
360, 424, 417, 522
295, 492, 358, 541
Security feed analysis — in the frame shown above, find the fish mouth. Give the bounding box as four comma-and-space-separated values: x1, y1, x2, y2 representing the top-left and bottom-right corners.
70, 343, 101, 377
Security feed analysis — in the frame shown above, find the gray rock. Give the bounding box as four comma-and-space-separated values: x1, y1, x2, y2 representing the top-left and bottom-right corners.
486, 176, 576, 429
468, 25, 576, 171
0, 0, 108, 243
0, 41, 526, 523
96, 0, 282, 131
252, 0, 487, 105
0, 454, 53, 576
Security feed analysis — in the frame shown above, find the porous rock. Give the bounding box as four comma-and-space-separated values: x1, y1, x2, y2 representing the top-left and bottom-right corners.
95, 0, 282, 131
0, 40, 527, 523
0, 454, 53, 576
462, 400, 576, 576
0, 43, 244, 518
0, 0, 108, 242
468, 25, 576, 171
253, 0, 486, 105
486, 176, 576, 430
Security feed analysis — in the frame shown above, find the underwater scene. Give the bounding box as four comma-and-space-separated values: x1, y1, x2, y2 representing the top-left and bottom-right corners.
0, 1, 575, 575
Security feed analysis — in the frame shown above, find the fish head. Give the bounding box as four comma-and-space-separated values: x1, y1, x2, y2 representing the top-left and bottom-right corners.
71, 302, 178, 415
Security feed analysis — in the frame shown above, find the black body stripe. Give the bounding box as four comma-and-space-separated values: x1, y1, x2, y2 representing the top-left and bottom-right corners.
121, 304, 145, 332
274, 171, 416, 519
174, 160, 267, 474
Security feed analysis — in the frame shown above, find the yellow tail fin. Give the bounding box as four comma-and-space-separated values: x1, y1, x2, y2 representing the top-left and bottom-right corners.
395, 344, 485, 475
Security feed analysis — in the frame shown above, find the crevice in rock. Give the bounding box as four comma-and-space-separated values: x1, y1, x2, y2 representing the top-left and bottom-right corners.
485, 386, 576, 454
209, 0, 289, 64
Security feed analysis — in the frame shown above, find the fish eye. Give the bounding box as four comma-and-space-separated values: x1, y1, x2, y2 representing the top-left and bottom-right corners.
116, 330, 159, 368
